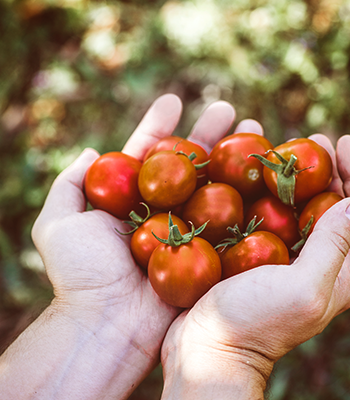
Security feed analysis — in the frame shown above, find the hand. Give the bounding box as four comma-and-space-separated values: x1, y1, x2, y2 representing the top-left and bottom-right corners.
29, 94, 238, 398
160, 131, 350, 400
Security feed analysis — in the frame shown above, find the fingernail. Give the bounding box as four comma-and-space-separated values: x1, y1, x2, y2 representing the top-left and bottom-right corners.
234, 119, 263, 135
153, 94, 182, 116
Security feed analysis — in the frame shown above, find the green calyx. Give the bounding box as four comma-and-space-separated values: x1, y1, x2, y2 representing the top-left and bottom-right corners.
115, 202, 151, 235
215, 216, 264, 251
249, 150, 314, 207
291, 215, 314, 252
174, 149, 210, 170
152, 212, 209, 247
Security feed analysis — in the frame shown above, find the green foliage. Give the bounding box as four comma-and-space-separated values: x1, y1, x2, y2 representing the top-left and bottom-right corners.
1, 0, 350, 398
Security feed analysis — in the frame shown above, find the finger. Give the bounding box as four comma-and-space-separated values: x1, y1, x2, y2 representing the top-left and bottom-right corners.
234, 119, 264, 135
294, 198, 350, 293
34, 148, 99, 223
336, 135, 350, 197
187, 101, 236, 153
122, 93, 183, 160
309, 133, 344, 196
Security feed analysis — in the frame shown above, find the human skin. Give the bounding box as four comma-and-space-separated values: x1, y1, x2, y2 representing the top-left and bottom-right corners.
0, 94, 237, 399
160, 133, 350, 400
1, 91, 349, 399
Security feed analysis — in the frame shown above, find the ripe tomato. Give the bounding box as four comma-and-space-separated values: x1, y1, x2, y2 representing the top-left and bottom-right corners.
84, 152, 143, 220
138, 150, 197, 209
298, 191, 343, 236
245, 195, 300, 250
262, 138, 333, 205
148, 237, 221, 308
182, 183, 244, 247
143, 136, 209, 188
219, 231, 289, 280
208, 133, 273, 199
131, 213, 188, 269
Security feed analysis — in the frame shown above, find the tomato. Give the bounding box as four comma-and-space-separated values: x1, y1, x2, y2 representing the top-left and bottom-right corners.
84, 152, 143, 220
143, 136, 209, 188
148, 237, 221, 308
245, 195, 300, 250
262, 138, 333, 205
138, 150, 197, 209
298, 191, 343, 236
131, 213, 188, 269
219, 231, 289, 280
208, 133, 273, 199
182, 183, 244, 247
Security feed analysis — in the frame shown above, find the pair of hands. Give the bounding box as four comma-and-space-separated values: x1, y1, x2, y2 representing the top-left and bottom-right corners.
32, 94, 350, 398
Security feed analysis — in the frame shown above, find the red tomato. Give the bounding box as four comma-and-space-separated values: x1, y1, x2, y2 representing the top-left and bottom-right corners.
143, 136, 209, 188
131, 213, 188, 269
84, 152, 143, 220
138, 150, 197, 209
148, 237, 221, 308
219, 231, 289, 280
182, 183, 244, 247
263, 138, 333, 205
298, 191, 343, 236
208, 133, 273, 199
245, 195, 300, 250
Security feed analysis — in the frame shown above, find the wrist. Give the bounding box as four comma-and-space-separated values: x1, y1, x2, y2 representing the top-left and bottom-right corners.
50, 293, 162, 366
51, 284, 173, 366
41, 292, 171, 399
161, 325, 274, 400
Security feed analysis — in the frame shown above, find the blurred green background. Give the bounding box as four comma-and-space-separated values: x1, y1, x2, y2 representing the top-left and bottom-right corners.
1, 0, 350, 398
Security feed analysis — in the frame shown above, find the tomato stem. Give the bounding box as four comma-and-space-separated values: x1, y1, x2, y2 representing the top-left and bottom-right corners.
187, 152, 197, 162
175, 150, 210, 169
283, 154, 297, 177
115, 202, 151, 235
215, 216, 263, 250
249, 151, 314, 207
152, 212, 209, 247
291, 215, 314, 252
194, 159, 211, 170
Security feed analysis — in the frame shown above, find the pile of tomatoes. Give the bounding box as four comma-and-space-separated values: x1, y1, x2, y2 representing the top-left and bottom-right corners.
84, 132, 343, 308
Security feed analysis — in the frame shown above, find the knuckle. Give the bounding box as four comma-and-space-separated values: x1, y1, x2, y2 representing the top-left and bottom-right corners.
294, 287, 329, 325
328, 230, 350, 259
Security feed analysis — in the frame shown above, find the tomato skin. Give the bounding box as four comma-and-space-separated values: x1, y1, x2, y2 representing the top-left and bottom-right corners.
219, 231, 289, 280
143, 136, 209, 188
263, 138, 333, 204
298, 191, 343, 236
130, 213, 188, 269
182, 183, 244, 247
208, 133, 273, 199
84, 152, 143, 220
245, 195, 300, 250
148, 237, 222, 308
138, 150, 197, 209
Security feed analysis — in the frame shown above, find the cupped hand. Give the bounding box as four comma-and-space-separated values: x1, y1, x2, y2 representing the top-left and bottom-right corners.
161, 131, 350, 397
31, 94, 237, 368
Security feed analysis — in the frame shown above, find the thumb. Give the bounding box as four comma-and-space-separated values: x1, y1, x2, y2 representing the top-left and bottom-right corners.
295, 198, 350, 289
34, 148, 99, 225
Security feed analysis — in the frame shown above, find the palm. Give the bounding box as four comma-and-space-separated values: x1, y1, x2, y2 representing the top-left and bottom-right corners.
45, 210, 142, 294
166, 260, 331, 364
44, 209, 179, 349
